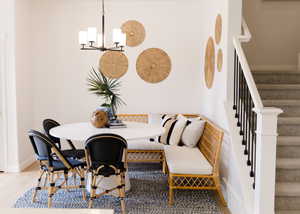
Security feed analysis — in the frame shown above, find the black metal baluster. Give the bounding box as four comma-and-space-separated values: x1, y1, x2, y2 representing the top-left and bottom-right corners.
244, 85, 248, 151
238, 63, 242, 126
234, 50, 237, 110
239, 65, 243, 133
236, 59, 240, 120
247, 92, 252, 166
242, 74, 246, 139
253, 112, 257, 189
250, 101, 255, 177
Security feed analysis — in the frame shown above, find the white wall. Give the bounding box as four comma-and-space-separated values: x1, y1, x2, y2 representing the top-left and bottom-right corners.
29, 0, 230, 131
15, 0, 36, 171
0, 0, 20, 172
243, 0, 300, 70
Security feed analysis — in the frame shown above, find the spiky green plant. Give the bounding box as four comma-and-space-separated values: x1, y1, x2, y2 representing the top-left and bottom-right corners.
87, 67, 125, 115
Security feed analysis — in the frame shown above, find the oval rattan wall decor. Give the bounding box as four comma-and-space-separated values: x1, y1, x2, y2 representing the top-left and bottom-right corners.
99, 51, 129, 79
136, 48, 171, 84
215, 14, 222, 45
121, 20, 146, 47
217, 49, 223, 72
204, 37, 215, 89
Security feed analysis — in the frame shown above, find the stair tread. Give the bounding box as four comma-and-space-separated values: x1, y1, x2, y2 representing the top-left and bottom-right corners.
253, 70, 300, 74
278, 117, 300, 125
276, 182, 300, 197
278, 136, 300, 146
277, 158, 300, 169
276, 211, 300, 214
258, 84, 300, 90
264, 99, 300, 106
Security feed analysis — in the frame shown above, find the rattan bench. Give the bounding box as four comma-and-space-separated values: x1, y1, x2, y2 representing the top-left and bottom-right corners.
163, 116, 227, 206
117, 114, 199, 164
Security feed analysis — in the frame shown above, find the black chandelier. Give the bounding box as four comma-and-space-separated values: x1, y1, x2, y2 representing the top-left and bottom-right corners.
78, 0, 126, 52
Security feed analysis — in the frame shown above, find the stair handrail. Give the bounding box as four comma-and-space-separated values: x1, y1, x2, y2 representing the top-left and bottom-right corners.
233, 18, 263, 110
240, 18, 252, 43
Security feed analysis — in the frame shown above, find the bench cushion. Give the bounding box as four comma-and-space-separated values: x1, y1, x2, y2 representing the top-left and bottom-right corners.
164, 145, 213, 175
127, 139, 164, 150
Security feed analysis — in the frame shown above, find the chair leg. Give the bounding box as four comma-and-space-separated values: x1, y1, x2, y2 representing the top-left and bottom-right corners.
118, 172, 126, 214
168, 175, 174, 206
88, 174, 97, 209
79, 168, 86, 201
214, 177, 227, 207
216, 187, 227, 206
32, 170, 44, 203
48, 172, 55, 208
63, 171, 69, 192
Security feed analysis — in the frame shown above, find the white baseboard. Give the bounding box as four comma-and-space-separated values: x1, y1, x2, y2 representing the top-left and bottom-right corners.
251, 65, 297, 71
6, 155, 35, 172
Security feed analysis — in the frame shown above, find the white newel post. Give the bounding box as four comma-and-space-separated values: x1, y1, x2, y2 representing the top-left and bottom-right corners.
254, 107, 283, 214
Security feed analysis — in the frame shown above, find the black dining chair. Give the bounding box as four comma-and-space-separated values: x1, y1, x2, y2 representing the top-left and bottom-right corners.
43, 119, 85, 160
28, 130, 86, 207
85, 133, 128, 213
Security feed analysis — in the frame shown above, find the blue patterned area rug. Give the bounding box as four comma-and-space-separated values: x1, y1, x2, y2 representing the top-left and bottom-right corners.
14, 164, 222, 214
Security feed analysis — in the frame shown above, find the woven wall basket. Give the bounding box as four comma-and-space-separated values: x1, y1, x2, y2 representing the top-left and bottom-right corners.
99, 51, 129, 79
121, 20, 146, 47
204, 37, 215, 89
136, 48, 171, 83
215, 14, 222, 45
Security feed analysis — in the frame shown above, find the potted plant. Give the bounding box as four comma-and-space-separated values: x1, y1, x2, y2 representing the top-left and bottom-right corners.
87, 67, 125, 121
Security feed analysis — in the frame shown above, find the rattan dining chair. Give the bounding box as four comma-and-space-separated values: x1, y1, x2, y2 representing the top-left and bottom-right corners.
28, 130, 86, 207
85, 134, 127, 213
43, 119, 85, 159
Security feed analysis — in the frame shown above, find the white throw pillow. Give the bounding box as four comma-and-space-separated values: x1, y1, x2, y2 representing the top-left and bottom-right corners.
168, 117, 188, 146
181, 120, 206, 148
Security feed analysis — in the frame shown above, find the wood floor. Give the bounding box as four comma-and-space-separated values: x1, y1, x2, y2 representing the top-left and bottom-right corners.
0, 162, 230, 214
0, 162, 39, 208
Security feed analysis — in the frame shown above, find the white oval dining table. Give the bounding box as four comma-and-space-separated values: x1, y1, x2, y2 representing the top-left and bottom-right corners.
50, 121, 164, 142
50, 121, 164, 196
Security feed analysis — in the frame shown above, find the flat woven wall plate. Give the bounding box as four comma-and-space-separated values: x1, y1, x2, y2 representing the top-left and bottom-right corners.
99, 51, 128, 79
204, 37, 215, 89
121, 20, 146, 47
136, 48, 171, 84
215, 14, 222, 45
217, 49, 223, 72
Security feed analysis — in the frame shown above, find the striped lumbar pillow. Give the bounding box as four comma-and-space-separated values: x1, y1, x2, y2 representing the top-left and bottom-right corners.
158, 118, 177, 144
168, 116, 189, 146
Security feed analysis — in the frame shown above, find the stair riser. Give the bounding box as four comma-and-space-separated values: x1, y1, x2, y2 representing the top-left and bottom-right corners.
277, 146, 300, 158
278, 124, 300, 136
275, 197, 300, 210
276, 169, 300, 182
253, 73, 300, 84
259, 89, 300, 100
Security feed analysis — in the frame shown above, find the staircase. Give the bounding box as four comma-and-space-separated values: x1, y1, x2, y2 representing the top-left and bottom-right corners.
253, 70, 300, 214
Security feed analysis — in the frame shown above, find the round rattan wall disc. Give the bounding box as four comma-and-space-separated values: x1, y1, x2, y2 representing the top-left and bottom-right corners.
215, 14, 222, 45
121, 20, 146, 47
99, 51, 128, 79
204, 37, 215, 89
136, 48, 171, 83
217, 49, 223, 72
